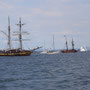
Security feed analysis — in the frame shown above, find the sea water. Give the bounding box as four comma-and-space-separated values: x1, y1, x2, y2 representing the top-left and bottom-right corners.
0, 51, 90, 90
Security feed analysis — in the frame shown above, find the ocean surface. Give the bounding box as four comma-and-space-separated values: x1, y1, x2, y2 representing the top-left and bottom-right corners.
0, 51, 90, 90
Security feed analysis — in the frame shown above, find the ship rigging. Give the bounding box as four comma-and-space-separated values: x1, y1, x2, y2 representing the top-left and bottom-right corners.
61, 35, 77, 53
0, 17, 39, 56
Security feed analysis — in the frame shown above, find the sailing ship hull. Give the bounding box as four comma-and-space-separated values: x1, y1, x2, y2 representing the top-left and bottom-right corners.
1, 17, 41, 56
0, 50, 32, 56
46, 51, 59, 54
61, 49, 77, 53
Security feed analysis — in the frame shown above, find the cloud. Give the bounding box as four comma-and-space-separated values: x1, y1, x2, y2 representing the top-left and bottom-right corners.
54, 29, 90, 36
0, 1, 12, 9
14, 0, 24, 1
0, 0, 90, 49
54, 30, 73, 35
61, 0, 71, 2
12, 0, 25, 3
32, 8, 63, 17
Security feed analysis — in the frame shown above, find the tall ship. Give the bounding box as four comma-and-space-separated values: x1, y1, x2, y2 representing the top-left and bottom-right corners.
61, 35, 77, 53
0, 17, 37, 56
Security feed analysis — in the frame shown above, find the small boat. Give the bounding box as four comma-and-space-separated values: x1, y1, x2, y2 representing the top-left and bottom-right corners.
46, 50, 59, 54
40, 41, 49, 54
80, 46, 87, 52
41, 35, 59, 54
40, 50, 48, 54
61, 35, 77, 53
46, 35, 59, 54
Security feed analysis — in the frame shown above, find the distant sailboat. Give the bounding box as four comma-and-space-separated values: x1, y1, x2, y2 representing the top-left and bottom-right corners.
46, 35, 59, 54
80, 46, 87, 52
61, 35, 77, 53
40, 41, 48, 54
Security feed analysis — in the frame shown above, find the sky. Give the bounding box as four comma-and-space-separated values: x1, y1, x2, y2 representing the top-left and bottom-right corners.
0, 0, 90, 50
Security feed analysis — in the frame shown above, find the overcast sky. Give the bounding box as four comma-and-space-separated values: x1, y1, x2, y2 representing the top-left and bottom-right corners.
0, 0, 90, 50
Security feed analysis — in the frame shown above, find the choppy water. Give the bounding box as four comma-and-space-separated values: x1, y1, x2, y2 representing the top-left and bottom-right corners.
0, 51, 90, 90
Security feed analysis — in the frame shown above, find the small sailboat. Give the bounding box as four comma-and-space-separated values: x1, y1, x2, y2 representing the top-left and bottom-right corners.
40, 41, 48, 54
46, 35, 59, 54
80, 46, 87, 52
40, 50, 48, 54
61, 35, 77, 53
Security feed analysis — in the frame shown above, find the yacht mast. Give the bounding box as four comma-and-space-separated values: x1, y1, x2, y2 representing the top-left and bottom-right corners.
8, 16, 11, 49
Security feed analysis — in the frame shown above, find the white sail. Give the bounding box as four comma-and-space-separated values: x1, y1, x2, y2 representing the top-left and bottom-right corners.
80, 46, 87, 52
41, 50, 48, 54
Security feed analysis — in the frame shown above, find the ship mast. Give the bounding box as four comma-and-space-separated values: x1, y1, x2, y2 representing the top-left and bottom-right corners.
64, 35, 68, 50
53, 34, 55, 50
17, 17, 24, 50
8, 16, 11, 49
72, 38, 74, 50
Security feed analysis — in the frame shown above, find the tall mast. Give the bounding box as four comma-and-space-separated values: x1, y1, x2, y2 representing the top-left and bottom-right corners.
17, 17, 24, 50
72, 38, 74, 50
53, 34, 55, 50
8, 16, 11, 49
64, 35, 68, 50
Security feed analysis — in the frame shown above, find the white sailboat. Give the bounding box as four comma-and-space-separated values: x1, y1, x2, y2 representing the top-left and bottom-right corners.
80, 46, 87, 52
40, 41, 48, 54
40, 49, 48, 54
46, 35, 59, 54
